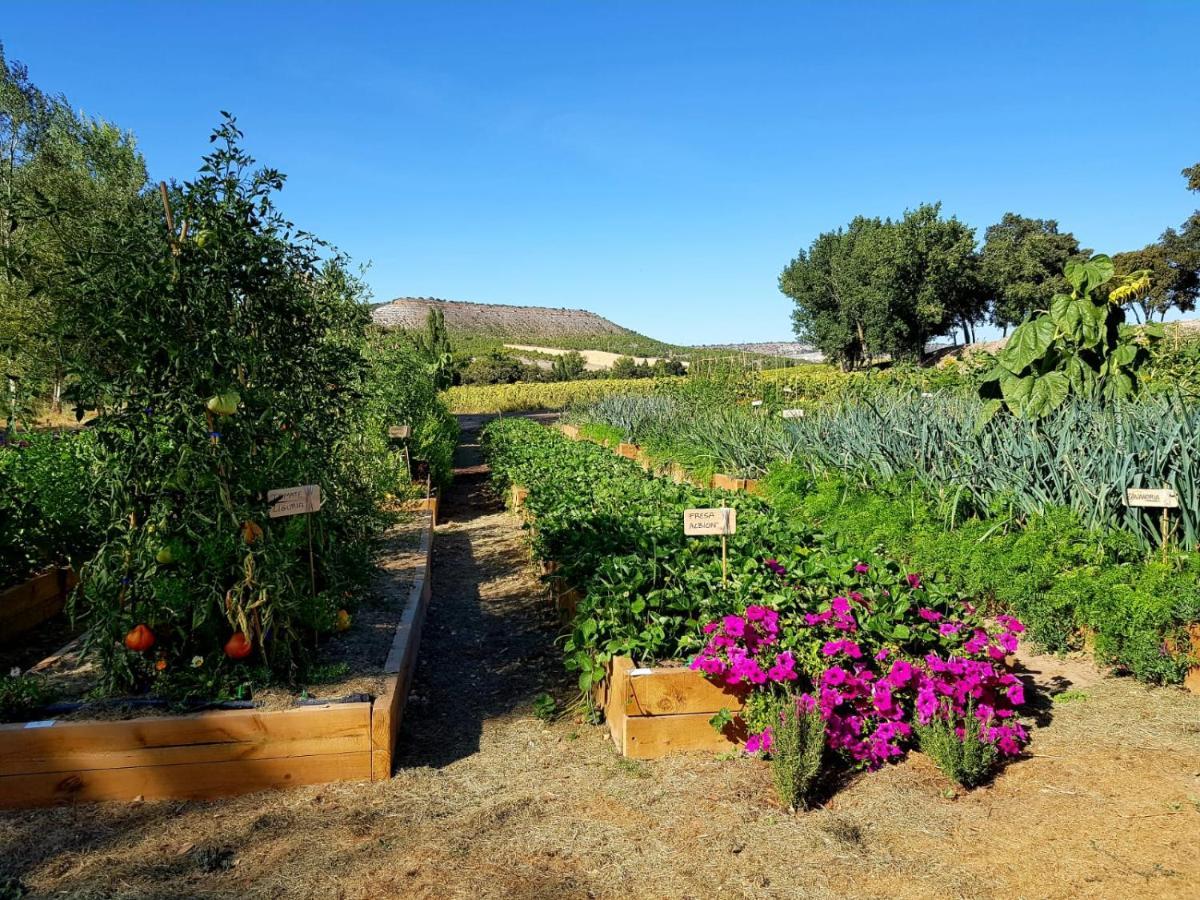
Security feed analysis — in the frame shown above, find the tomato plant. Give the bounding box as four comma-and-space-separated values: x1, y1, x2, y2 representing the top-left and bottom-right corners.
41, 117, 399, 690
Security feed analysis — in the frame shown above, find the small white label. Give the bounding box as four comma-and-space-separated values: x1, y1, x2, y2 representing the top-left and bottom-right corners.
24, 720, 56, 729
684, 507, 737, 535
1125, 488, 1179, 509
781, 408, 805, 419
750, 400, 763, 407
267, 485, 322, 518
387, 424, 411, 439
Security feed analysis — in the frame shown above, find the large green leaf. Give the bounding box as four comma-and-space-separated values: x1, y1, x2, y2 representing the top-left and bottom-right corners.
1065, 255, 1114, 293
1049, 293, 1081, 336
1065, 355, 1097, 397
1027, 371, 1069, 418
1000, 373, 1034, 412
1110, 342, 1137, 368
1102, 370, 1134, 401
1000, 317, 1056, 373
1078, 299, 1108, 348
973, 399, 1003, 433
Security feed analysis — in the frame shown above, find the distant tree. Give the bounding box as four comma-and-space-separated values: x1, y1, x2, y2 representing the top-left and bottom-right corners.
459, 350, 524, 385
609, 355, 640, 379
1111, 243, 1196, 322
1185, 161, 1200, 193
893, 203, 987, 348
980, 213, 1084, 334
652, 357, 686, 376
410, 307, 454, 389
781, 203, 984, 367
550, 350, 585, 381
781, 216, 891, 369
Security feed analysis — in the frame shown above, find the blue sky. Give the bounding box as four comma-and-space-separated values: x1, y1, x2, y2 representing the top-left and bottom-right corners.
4, 1, 1198, 344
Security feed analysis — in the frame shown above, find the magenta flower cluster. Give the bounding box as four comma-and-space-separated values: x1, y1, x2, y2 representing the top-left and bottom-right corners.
691, 571, 1031, 770
692, 606, 797, 689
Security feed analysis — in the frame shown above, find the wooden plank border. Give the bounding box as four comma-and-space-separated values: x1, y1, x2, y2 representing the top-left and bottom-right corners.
0, 569, 76, 642
0, 513, 435, 807
371, 511, 434, 780
593, 656, 747, 759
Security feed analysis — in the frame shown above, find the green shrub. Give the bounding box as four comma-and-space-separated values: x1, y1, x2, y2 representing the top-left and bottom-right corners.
0, 430, 101, 590
0, 673, 54, 721
916, 704, 999, 788
769, 698, 826, 811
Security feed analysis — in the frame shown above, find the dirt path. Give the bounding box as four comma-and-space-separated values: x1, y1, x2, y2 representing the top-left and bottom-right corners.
2, 419, 1199, 898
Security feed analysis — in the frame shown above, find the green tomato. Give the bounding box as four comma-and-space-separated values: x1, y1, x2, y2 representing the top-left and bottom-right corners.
156, 546, 175, 565
205, 391, 241, 416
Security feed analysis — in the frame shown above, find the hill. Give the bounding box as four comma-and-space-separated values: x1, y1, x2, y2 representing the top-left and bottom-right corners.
370, 296, 678, 356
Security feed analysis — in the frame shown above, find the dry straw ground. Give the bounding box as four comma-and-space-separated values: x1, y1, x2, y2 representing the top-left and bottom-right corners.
2, 419, 1198, 899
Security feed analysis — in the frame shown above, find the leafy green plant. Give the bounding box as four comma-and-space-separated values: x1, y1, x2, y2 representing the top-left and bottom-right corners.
979, 254, 1159, 420
30, 117, 414, 692
0, 671, 53, 720
0, 430, 101, 589
532, 692, 557, 722
916, 702, 1000, 788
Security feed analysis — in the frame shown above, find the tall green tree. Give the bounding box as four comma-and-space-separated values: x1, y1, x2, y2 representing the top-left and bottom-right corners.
893, 203, 987, 347
781, 216, 892, 369
980, 213, 1083, 333
551, 350, 585, 381
410, 307, 454, 390
0, 44, 147, 420
781, 204, 984, 367
1111, 241, 1196, 322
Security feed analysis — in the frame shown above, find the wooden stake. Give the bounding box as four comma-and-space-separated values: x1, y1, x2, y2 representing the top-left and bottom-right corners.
720, 500, 728, 587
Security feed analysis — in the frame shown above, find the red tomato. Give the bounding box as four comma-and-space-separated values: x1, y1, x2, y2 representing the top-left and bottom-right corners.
224, 631, 253, 660
124, 624, 156, 652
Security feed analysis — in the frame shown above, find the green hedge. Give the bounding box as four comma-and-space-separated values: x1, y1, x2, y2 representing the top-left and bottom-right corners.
0, 430, 102, 591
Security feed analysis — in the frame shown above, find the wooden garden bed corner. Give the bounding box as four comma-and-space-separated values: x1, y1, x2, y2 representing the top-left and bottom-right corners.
0, 568, 77, 643
594, 657, 747, 759
0, 513, 435, 807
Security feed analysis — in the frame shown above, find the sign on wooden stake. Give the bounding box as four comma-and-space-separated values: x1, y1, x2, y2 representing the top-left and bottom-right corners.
387, 424, 412, 439
684, 507, 737, 535
780, 408, 805, 419
1125, 487, 1180, 563
684, 506, 736, 586
267, 484, 322, 518
1125, 488, 1179, 508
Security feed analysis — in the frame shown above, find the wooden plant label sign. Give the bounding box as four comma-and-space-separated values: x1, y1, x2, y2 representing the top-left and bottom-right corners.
267, 484, 322, 518
780, 408, 805, 419
684, 507, 737, 536
387, 424, 411, 439
1125, 488, 1179, 509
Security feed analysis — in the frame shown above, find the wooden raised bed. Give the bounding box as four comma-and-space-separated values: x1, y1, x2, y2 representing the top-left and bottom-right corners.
0, 514, 433, 808
594, 657, 746, 759
1, 569, 77, 643
404, 494, 439, 526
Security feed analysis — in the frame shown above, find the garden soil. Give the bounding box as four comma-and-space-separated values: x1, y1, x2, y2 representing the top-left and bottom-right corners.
2, 415, 1199, 899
